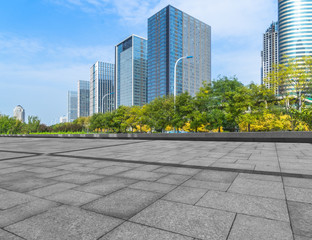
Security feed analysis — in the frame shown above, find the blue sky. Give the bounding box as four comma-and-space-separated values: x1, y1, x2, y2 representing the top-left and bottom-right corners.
0, 0, 277, 125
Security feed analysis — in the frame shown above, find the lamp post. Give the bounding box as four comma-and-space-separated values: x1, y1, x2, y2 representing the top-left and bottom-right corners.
174, 56, 193, 103
101, 92, 114, 113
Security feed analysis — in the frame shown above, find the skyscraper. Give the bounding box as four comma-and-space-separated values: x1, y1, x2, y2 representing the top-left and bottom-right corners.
13, 105, 25, 123
147, 5, 211, 103
279, 0, 312, 63
77, 80, 90, 117
261, 22, 279, 92
68, 91, 78, 122
115, 35, 147, 108
90, 61, 115, 115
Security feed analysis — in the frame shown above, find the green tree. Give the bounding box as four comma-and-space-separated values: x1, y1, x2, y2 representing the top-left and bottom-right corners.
27, 116, 40, 133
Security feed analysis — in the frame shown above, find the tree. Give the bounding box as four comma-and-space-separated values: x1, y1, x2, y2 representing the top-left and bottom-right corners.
27, 116, 40, 133
172, 92, 193, 131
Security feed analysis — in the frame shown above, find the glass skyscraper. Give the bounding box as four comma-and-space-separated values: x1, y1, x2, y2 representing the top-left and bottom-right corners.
115, 35, 147, 107
77, 80, 90, 118
13, 105, 25, 123
261, 22, 279, 92
68, 91, 78, 122
279, 0, 312, 63
147, 5, 211, 102
90, 61, 115, 115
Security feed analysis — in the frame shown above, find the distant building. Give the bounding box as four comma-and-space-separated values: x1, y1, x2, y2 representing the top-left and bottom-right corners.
90, 61, 115, 115
77, 80, 90, 117
13, 105, 25, 122
115, 35, 147, 108
147, 5, 211, 102
59, 116, 68, 123
68, 91, 78, 122
261, 22, 279, 93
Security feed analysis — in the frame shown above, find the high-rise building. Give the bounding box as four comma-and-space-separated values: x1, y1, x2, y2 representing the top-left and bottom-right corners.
90, 61, 115, 115
68, 91, 78, 122
115, 35, 147, 108
13, 105, 25, 123
279, 0, 312, 63
147, 5, 211, 102
77, 80, 90, 117
261, 22, 279, 91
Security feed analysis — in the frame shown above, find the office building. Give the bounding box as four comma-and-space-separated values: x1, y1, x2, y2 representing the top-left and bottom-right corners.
279, 0, 312, 63
60, 116, 68, 123
147, 5, 211, 102
68, 91, 78, 122
13, 105, 25, 123
115, 35, 147, 108
90, 61, 115, 115
261, 22, 279, 92
77, 80, 90, 117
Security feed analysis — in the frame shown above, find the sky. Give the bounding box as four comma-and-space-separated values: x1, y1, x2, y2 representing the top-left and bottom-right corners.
0, 0, 277, 125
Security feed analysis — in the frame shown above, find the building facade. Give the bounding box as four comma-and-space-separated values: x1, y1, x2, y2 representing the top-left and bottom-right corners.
59, 116, 68, 123
147, 5, 211, 102
115, 35, 147, 108
90, 61, 115, 115
261, 22, 279, 92
13, 105, 25, 123
77, 80, 90, 118
279, 0, 312, 63
68, 91, 78, 122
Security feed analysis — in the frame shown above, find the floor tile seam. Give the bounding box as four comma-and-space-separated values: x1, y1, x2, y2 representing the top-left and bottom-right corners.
95, 219, 127, 240
26, 184, 84, 198
47, 140, 151, 155
0, 180, 59, 194
275, 143, 296, 240
0, 149, 42, 155
225, 172, 240, 193
125, 219, 199, 239
161, 198, 290, 223
48, 154, 312, 180
0, 227, 28, 240
225, 213, 237, 240
283, 185, 312, 191
192, 188, 211, 206
0, 154, 42, 162
2, 204, 61, 229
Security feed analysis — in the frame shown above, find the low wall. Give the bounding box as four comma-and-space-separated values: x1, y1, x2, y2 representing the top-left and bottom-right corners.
1, 132, 312, 143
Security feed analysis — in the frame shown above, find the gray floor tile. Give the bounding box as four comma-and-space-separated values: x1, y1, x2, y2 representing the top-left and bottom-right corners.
0, 199, 60, 227
162, 186, 207, 205
182, 179, 230, 191
154, 166, 200, 176
288, 201, 312, 238
228, 177, 285, 199
285, 187, 312, 204
44, 189, 101, 206
0, 191, 38, 210
91, 166, 133, 175
192, 170, 238, 183
283, 177, 312, 189
157, 174, 191, 185
83, 188, 162, 219
35, 170, 72, 178
27, 182, 77, 197
131, 200, 235, 240
238, 173, 282, 182
0, 176, 57, 193
100, 222, 193, 240
52, 172, 104, 184
227, 214, 293, 240
117, 170, 166, 181
196, 190, 289, 222
0, 229, 24, 240
128, 181, 176, 193
294, 235, 312, 240
74, 176, 137, 195
5, 205, 122, 240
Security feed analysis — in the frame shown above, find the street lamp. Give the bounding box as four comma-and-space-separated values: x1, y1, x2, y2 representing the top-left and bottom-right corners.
174, 56, 193, 101
101, 92, 114, 113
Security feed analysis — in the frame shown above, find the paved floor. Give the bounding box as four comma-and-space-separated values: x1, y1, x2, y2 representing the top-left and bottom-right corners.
0, 138, 312, 240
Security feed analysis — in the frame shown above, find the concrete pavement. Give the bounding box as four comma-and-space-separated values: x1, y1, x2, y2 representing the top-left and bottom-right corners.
0, 137, 312, 239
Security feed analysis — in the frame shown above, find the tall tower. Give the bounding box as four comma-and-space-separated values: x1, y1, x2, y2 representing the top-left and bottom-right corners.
77, 80, 90, 118
261, 22, 279, 92
115, 35, 147, 108
89, 62, 115, 115
147, 5, 211, 103
278, 0, 312, 63
68, 91, 78, 122
13, 105, 25, 123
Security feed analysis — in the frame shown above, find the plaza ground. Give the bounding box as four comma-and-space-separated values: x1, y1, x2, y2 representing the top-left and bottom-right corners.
0, 137, 312, 240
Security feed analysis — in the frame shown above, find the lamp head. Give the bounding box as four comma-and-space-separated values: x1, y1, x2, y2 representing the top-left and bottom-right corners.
187, 56, 193, 59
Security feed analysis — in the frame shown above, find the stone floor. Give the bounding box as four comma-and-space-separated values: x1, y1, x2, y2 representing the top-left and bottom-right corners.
0, 137, 312, 240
